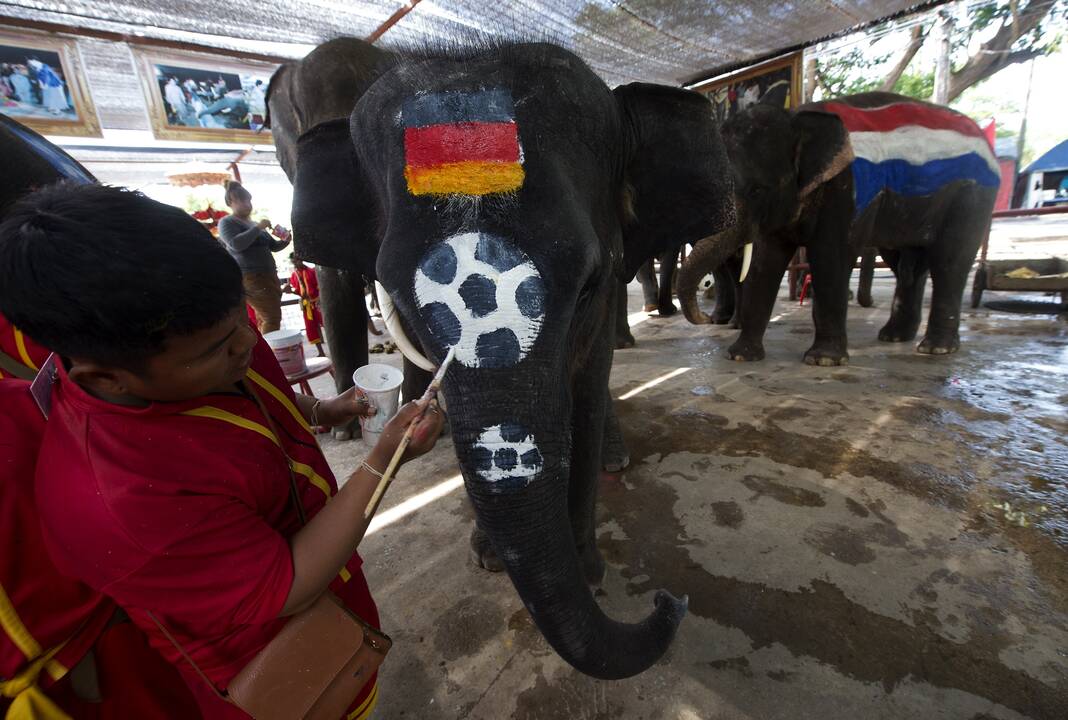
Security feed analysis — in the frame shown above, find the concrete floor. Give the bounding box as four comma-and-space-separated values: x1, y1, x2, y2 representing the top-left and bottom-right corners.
309, 273, 1068, 720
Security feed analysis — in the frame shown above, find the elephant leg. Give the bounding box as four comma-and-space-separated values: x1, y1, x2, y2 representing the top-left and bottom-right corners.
919, 197, 988, 355
711, 260, 737, 325
857, 247, 876, 307
878, 248, 929, 343
318, 267, 368, 440
601, 397, 629, 473
615, 279, 636, 349
727, 239, 795, 362
657, 248, 678, 316
400, 358, 433, 403
803, 238, 853, 366
635, 259, 659, 312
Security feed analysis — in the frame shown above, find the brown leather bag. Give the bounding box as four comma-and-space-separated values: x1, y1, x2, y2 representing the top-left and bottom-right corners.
150, 382, 391, 719
152, 593, 390, 720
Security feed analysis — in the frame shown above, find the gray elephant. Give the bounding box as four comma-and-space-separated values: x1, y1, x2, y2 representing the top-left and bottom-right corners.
267, 38, 434, 437
677, 92, 999, 365
289, 42, 735, 678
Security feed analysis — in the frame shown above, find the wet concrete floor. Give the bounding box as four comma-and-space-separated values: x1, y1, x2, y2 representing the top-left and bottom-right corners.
313, 274, 1068, 719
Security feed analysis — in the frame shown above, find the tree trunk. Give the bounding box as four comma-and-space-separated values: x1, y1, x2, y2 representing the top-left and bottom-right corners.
932, 11, 955, 104
880, 24, 927, 92
804, 56, 818, 102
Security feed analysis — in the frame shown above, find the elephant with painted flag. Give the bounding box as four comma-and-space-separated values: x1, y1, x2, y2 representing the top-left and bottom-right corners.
677, 91, 999, 365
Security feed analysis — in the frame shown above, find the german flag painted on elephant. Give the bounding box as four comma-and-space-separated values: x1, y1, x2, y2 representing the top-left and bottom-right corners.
403, 89, 524, 197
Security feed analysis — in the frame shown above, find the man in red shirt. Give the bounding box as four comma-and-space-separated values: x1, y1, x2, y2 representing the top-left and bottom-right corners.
287, 254, 326, 356
1, 378, 201, 719
0, 184, 444, 719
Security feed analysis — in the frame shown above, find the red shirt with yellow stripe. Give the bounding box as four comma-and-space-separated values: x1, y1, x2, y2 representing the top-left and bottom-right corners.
0, 379, 115, 714
35, 335, 380, 720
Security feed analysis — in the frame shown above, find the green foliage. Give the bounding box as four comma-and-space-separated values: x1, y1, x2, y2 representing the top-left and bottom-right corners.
814, 48, 889, 97
891, 70, 934, 98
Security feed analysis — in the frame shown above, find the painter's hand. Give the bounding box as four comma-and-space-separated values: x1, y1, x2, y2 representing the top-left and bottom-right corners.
368, 399, 443, 468
317, 387, 375, 427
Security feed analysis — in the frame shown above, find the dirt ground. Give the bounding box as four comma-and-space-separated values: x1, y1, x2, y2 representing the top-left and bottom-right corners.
310, 270, 1068, 720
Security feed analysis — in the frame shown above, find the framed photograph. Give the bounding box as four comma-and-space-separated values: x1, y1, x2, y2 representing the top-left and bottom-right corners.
133, 48, 274, 144
691, 52, 803, 123
0, 31, 101, 137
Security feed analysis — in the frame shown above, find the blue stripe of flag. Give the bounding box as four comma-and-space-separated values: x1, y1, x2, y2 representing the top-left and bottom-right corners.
852, 153, 1001, 215
402, 89, 515, 128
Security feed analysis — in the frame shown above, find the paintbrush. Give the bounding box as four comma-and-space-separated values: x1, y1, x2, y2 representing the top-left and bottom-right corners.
363, 346, 456, 520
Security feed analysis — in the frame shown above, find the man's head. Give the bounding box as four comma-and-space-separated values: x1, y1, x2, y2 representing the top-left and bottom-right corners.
0, 183, 256, 403
290, 252, 306, 270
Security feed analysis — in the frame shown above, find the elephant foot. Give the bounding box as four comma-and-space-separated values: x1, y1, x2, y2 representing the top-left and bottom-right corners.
657, 303, 678, 317
727, 339, 765, 362
602, 447, 630, 473
857, 292, 874, 308
877, 323, 920, 343
580, 543, 606, 586
469, 527, 505, 573
616, 333, 636, 350
803, 343, 849, 367
917, 334, 960, 355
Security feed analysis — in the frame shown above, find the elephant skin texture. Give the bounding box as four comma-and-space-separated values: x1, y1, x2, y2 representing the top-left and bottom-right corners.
287, 40, 735, 679
677, 92, 998, 365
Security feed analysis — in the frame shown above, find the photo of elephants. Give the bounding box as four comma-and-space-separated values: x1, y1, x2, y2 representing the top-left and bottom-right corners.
152, 63, 269, 132
0, 44, 77, 122
699, 52, 801, 123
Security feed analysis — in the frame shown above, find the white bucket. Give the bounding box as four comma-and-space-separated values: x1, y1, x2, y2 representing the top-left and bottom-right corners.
264, 329, 306, 375
352, 363, 404, 446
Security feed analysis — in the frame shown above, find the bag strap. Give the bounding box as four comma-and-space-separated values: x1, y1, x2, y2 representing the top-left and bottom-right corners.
146, 611, 230, 703
0, 348, 35, 380
240, 379, 308, 525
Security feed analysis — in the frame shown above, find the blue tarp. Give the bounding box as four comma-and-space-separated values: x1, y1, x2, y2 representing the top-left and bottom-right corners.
1023, 139, 1068, 174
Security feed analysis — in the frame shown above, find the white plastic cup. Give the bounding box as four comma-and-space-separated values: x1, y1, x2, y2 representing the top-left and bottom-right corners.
352, 364, 404, 446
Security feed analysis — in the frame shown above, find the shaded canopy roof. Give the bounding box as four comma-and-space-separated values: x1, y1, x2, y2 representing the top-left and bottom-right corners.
3, 0, 947, 87
1023, 139, 1068, 174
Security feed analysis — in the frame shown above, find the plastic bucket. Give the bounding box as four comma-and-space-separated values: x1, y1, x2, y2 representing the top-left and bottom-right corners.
264, 329, 306, 375
352, 363, 404, 446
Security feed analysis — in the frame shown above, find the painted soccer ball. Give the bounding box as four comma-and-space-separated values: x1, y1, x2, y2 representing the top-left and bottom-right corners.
414, 232, 546, 369
469, 424, 543, 483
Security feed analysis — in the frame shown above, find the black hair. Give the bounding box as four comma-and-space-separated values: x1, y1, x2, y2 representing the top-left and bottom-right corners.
223, 179, 250, 206
0, 182, 244, 370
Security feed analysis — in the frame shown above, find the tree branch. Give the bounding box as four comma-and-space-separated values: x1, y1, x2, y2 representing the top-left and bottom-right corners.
948, 46, 1044, 101
947, 0, 1055, 101
880, 24, 929, 91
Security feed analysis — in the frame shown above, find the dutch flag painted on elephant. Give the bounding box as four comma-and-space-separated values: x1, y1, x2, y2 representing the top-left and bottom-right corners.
402, 89, 524, 197
818, 101, 1000, 214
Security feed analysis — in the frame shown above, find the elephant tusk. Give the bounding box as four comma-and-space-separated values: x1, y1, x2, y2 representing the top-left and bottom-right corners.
739, 243, 753, 283
374, 281, 436, 372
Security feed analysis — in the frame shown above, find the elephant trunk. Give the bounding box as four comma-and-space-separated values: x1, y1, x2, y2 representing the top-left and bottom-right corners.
677, 223, 747, 325
444, 382, 687, 680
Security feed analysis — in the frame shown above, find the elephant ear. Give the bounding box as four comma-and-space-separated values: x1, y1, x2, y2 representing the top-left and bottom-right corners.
290, 118, 379, 278
792, 110, 853, 200
614, 83, 736, 281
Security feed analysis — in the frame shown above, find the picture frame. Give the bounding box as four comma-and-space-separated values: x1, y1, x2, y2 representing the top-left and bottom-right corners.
0, 30, 101, 137
132, 48, 275, 144
690, 51, 803, 123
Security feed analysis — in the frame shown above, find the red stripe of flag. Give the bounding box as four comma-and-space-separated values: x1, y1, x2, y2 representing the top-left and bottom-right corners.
822, 102, 987, 141
405, 122, 520, 168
